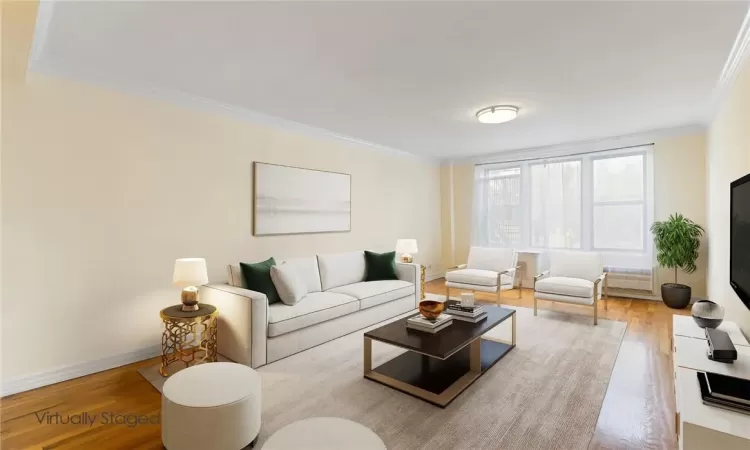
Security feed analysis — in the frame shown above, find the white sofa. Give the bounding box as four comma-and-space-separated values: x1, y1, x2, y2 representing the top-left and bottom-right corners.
201, 251, 419, 368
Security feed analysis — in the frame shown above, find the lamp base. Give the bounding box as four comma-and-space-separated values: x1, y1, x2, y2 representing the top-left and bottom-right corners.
181, 286, 200, 312
399, 253, 413, 263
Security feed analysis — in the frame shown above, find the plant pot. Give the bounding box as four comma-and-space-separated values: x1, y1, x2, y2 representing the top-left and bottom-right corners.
661, 283, 691, 309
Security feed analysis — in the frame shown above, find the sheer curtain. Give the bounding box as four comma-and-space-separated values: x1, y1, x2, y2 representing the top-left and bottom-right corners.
530, 160, 582, 249
471, 146, 654, 271
472, 167, 522, 248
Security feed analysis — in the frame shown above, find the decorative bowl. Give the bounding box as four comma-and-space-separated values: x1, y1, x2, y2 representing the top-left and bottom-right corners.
691, 300, 725, 329
418, 300, 444, 320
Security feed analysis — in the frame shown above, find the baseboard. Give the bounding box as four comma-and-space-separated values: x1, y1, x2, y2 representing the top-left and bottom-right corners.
426, 278, 708, 305
607, 291, 661, 301
607, 292, 708, 303
1, 345, 161, 397
426, 271, 444, 282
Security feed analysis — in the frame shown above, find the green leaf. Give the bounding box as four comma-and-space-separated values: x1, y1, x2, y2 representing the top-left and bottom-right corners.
651, 213, 704, 281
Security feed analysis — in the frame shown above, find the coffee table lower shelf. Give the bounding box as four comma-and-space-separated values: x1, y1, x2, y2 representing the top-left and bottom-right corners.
364, 338, 514, 408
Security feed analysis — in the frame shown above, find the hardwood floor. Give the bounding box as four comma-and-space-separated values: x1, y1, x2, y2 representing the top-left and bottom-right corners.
1, 280, 689, 449
1, 357, 163, 450
434, 280, 690, 450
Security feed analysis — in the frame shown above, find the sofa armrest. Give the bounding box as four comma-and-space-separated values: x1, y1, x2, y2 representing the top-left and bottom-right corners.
395, 262, 419, 284
447, 264, 467, 271
534, 270, 550, 289
498, 265, 521, 285
395, 262, 420, 307
200, 284, 268, 368
594, 273, 607, 299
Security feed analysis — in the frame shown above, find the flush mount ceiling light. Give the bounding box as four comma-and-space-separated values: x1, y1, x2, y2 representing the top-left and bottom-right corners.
476, 105, 519, 124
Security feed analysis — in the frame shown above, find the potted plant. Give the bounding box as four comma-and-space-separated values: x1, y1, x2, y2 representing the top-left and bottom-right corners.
651, 214, 704, 309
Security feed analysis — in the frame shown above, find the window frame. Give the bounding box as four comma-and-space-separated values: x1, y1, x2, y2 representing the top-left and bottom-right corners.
473, 146, 653, 264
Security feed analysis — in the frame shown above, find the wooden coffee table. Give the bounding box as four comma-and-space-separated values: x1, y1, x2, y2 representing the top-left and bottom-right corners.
363, 305, 516, 407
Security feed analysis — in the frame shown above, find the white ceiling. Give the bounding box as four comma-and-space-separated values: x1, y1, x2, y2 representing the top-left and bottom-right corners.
31, 1, 749, 159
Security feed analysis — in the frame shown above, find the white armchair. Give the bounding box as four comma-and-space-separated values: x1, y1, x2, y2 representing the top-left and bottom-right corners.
445, 247, 522, 302
533, 251, 608, 325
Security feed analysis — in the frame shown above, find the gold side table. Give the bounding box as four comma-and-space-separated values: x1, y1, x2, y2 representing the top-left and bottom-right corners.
420, 265, 426, 300
159, 304, 218, 377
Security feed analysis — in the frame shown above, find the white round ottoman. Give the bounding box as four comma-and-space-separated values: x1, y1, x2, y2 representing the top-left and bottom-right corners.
162, 362, 261, 450
261, 417, 386, 450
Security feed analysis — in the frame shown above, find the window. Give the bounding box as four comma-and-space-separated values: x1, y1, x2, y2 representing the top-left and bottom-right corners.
592, 154, 645, 250
483, 168, 521, 246
472, 146, 653, 270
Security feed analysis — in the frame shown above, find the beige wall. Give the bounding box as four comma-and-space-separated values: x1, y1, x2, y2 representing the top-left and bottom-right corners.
439, 164, 453, 269
707, 57, 750, 335
652, 133, 708, 297
441, 133, 709, 297
452, 164, 474, 266
1, 3, 442, 381
440, 163, 473, 268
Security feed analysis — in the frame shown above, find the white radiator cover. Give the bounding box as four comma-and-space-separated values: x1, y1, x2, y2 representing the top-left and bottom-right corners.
605, 267, 654, 293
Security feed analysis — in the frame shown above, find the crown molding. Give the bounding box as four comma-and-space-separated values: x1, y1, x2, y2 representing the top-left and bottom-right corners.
451, 123, 707, 165
26, 1, 435, 165
29, 61, 437, 164
26, 1, 740, 165
709, 3, 750, 121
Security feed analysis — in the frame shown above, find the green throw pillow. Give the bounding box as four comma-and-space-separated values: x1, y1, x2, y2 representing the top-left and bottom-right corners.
364, 250, 398, 281
240, 257, 281, 304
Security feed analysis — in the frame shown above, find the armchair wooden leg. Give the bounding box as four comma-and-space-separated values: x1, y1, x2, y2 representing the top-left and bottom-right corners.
496, 288, 501, 304
445, 285, 450, 301
533, 295, 538, 316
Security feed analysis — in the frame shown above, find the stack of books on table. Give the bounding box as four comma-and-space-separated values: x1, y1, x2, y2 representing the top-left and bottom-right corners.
697, 371, 750, 415
406, 314, 453, 334
445, 303, 487, 323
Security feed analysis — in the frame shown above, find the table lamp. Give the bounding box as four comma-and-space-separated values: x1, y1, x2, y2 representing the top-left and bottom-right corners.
395, 239, 418, 263
173, 258, 209, 311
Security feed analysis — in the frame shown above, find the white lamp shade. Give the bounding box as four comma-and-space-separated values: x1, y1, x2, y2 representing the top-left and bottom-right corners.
173, 258, 209, 287
395, 239, 418, 254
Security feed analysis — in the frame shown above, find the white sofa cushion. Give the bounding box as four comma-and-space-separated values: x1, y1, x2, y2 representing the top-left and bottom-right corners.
536, 291, 595, 305
270, 264, 308, 305
266, 296, 415, 365
446, 281, 515, 292
317, 251, 366, 291
445, 269, 513, 287
535, 276, 595, 298
466, 247, 516, 272
267, 292, 358, 337
549, 251, 602, 281
227, 265, 246, 288
227, 257, 323, 292
279, 257, 322, 293
328, 280, 415, 309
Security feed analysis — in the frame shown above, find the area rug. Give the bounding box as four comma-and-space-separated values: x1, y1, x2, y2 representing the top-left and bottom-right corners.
141, 298, 626, 449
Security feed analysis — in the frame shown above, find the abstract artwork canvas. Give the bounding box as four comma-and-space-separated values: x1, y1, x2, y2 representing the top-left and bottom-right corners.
253, 162, 351, 235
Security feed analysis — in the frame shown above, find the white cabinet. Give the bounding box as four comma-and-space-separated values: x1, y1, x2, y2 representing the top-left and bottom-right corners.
673, 315, 749, 346
672, 316, 750, 450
